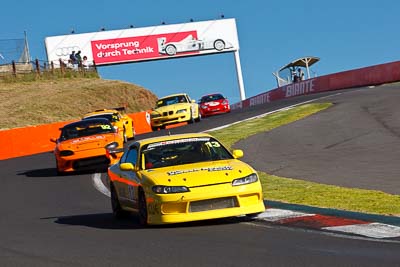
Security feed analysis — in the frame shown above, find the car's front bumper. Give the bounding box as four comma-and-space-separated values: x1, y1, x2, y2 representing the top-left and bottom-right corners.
145, 181, 265, 225
151, 113, 191, 127
200, 105, 230, 117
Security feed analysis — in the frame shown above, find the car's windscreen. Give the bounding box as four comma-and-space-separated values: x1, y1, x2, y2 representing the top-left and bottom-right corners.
141, 137, 233, 169
84, 114, 118, 122
156, 95, 186, 107
60, 121, 114, 141
200, 94, 224, 103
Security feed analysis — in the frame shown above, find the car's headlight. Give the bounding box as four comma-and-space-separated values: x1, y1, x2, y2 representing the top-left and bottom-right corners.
232, 173, 258, 186
176, 109, 187, 114
201, 105, 208, 109
152, 185, 190, 194
151, 113, 161, 119
59, 150, 74, 156
105, 142, 119, 150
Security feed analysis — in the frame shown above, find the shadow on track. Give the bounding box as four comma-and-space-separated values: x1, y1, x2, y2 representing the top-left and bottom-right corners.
17, 166, 108, 178
41, 213, 254, 230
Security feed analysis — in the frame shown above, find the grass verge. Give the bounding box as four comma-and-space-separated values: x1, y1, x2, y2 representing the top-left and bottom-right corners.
210, 103, 400, 216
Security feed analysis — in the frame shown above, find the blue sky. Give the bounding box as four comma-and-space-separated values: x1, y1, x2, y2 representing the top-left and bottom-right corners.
1, 0, 399, 104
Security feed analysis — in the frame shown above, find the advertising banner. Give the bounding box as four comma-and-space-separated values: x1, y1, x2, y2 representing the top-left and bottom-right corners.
45, 19, 239, 66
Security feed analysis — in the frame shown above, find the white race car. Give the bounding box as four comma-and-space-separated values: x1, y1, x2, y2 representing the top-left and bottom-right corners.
158, 35, 233, 56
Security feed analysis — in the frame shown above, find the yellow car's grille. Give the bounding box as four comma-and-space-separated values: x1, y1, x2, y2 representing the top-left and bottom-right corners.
189, 197, 238, 212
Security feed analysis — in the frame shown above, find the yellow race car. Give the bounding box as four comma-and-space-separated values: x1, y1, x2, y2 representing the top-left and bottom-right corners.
83, 107, 135, 142
150, 93, 201, 131
107, 132, 265, 225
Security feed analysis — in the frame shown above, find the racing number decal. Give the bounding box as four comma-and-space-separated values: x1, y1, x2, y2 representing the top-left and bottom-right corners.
100, 125, 112, 130
205, 141, 220, 148
128, 185, 135, 200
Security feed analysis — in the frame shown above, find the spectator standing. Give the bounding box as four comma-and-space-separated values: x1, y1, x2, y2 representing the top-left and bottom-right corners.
69, 51, 77, 64
82, 56, 91, 69
75, 51, 82, 67
298, 68, 305, 81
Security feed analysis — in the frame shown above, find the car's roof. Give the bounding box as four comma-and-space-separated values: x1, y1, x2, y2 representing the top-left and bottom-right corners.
158, 93, 187, 100
62, 118, 111, 129
132, 132, 213, 147
83, 109, 118, 117
200, 93, 224, 98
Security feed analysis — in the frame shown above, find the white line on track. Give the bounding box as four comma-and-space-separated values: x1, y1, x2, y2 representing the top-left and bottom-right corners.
92, 173, 110, 197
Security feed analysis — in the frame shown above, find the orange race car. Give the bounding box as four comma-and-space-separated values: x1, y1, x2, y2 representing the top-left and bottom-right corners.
82, 107, 135, 143
50, 118, 124, 175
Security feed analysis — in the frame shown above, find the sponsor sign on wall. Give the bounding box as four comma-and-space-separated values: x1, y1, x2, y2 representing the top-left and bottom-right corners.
45, 19, 239, 66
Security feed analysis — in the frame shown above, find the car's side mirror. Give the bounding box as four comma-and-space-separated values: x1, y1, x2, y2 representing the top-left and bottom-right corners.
120, 162, 135, 171
191, 99, 196, 103
50, 138, 57, 143
232, 149, 243, 159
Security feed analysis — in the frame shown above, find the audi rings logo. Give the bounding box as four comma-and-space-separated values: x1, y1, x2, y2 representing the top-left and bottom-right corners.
55, 46, 80, 57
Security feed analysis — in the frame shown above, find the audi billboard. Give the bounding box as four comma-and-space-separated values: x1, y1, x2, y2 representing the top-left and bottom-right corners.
45, 18, 239, 66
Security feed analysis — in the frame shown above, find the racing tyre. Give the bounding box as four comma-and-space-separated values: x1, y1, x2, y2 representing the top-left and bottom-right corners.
195, 111, 201, 123
188, 114, 194, 124
188, 108, 195, 124
111, 184, 127, 219
213, 39, 225, 51
245, 212, 262, 220
55, 160, 65, 176
165, 45, 177, 56
138, 189, 148, 226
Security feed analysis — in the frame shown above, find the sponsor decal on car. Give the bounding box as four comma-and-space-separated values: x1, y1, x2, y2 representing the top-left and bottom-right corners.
167, 166, 233, 176
71, 135, 106, 144
147, 137, 210, 149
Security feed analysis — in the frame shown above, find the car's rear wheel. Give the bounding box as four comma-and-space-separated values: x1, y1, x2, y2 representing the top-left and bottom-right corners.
138, 189, 148, 226
111, 184, 127, 219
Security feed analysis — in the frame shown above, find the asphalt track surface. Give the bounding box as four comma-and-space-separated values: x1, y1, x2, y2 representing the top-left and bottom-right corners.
238, 83, 400, 195
1, 85, 399, 266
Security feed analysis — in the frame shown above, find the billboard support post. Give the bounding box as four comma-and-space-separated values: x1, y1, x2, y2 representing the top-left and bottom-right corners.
234, 50, 246, 101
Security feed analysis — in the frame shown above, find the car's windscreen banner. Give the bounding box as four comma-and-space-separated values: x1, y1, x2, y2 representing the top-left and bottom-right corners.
45, 18, 239, 66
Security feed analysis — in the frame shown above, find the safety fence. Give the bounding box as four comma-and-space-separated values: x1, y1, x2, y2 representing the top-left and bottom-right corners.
0, 59, 98, 81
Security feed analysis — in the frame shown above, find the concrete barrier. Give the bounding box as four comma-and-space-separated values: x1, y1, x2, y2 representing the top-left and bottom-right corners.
231, 60, 400, 110
0, 111, 152, 160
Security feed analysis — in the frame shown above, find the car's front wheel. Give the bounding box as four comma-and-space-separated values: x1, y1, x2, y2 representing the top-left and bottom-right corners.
165, 44, 177, 56
111, 184, 127, 219
195, 112, 201, 122
138, 189, 148, 226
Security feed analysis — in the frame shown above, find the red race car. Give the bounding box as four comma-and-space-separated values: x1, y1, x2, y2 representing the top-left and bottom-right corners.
199, 93, 230, 117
